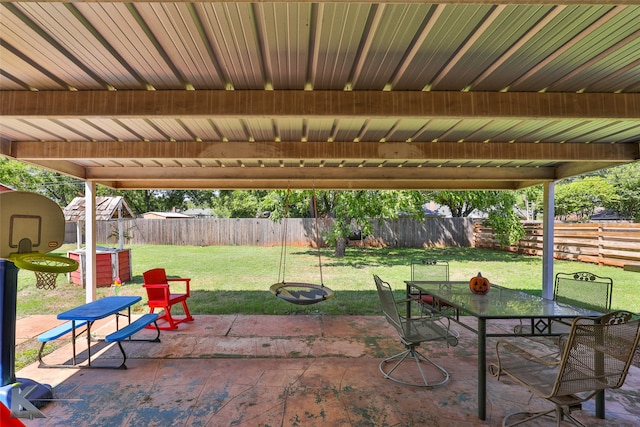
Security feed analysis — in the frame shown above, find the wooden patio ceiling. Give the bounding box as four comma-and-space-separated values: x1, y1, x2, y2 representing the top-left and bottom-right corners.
1, 1, 639, 190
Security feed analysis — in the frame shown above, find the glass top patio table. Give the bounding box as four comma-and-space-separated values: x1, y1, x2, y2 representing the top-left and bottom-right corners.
405, 280, 603, 421
407, 281, 598, 319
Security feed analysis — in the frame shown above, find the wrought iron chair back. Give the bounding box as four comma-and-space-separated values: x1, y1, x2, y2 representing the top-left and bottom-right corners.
374, 274, 405, 336
411, 259, 449, 282
409, 259, 457, 318
515, 271, 613, 335
554, 271, 613, 313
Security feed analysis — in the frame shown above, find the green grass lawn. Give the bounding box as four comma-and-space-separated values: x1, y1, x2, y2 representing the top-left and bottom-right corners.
16, 244, 640, 318
11, 244, 640, 371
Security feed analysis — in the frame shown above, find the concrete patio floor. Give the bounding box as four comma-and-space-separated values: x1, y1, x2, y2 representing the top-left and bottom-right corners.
13, 314, 640, 427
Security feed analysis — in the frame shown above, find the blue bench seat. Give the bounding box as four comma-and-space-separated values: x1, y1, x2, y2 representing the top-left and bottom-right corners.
38, 320, 88, 342
105, 313, 159, 342
38, 321, 89, 368
105, 313, 161, 369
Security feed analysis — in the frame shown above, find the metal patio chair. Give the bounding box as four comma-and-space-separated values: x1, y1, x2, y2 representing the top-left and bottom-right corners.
554, 271, 613, 313
515, 271, 613, 335
490, 310, 640, 427
374, 274, 458, 387
409, 259, 459, 336
408, 259, 450, 308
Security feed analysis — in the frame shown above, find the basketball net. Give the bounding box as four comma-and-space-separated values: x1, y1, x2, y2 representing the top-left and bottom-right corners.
9, 253, 79, 291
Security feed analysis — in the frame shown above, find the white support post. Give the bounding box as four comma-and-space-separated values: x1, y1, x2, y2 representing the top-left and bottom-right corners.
85, 182, 97, 303
542, 181, 555, 300
76, 220, 83, 249
118, 204, 124, 251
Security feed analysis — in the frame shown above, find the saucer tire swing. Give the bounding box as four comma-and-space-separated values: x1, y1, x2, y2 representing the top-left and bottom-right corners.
270, 190, 334, 306
270, 282, 334, 305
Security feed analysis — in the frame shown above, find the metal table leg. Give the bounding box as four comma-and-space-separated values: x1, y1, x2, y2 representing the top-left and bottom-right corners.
478, 318, 486, 420
86, 321, 93, 366
596, 391, 605, 418
71, 321, 77, 365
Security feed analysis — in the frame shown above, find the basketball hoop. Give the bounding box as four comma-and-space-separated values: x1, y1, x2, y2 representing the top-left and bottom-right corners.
9, 252, 79, 290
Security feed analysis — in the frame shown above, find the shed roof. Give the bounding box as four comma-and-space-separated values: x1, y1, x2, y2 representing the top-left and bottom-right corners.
63, 196, 135, 222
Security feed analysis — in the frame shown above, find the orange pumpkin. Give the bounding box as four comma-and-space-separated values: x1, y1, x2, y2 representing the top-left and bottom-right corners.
469, 272, 491, 295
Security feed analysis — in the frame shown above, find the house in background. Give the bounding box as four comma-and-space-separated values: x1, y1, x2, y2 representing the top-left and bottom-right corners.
182, 208, 215, 218
142, 211, 193, 220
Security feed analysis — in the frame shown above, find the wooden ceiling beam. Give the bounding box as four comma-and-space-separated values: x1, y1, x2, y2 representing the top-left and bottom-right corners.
554, 161, 634, 180
84, 165, 555, 181
18, 159, 88, 179
2, 90, 639, 120
106, 179, 526, 191
9, 140, 638, 162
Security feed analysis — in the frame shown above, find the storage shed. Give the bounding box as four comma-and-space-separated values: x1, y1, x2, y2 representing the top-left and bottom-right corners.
63, 197, 134, 287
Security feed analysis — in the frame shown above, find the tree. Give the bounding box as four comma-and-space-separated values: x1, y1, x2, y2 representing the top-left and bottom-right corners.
0, 158, 85, 205
0, 160, 218, 214
325, 190, 424, 256
209, 190, 270, 218
516, 185, 543, 220
482, 192, 525, 247
426, 190, 524, 247
423, 190, 480, 217
263, 190, 425, 256
606, 162, 640, 221
0, 158, 43, 191
554, 176, 618, 221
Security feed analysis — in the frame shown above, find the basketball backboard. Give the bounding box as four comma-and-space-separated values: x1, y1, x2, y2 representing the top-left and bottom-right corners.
0, 192, 66, 259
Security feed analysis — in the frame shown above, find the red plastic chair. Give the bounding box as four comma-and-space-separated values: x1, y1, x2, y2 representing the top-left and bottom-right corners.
142, 268, 194, 330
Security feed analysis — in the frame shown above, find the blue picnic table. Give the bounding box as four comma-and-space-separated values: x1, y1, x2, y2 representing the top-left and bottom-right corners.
57, 296, 141, 367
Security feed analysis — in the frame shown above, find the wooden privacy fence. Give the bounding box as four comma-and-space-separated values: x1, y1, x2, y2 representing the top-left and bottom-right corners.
65, 217, 475, 248
65, 218, 639, 268
475, 221, 640, 268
